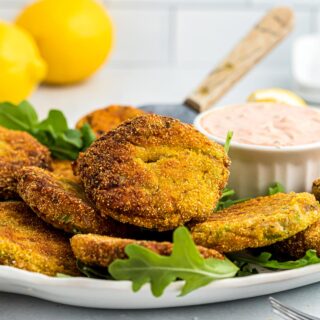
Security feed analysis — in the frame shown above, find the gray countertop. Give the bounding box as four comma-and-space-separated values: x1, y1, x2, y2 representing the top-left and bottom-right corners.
1, 283, 320, 320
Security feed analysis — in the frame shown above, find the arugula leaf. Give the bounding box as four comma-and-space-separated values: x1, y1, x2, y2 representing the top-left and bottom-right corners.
80, 123, 96, 151
224, 130, 233, 154
233, 249, 320, 270
216, 187, 249, 211
108, 226, 238, 297
0, 102, 34, 131
60, 129, 83, 148
234, 260, 259, 277
268, 182, 285, 195
76, 260, 112, 279
0, 101, 96, 160
17, 100, 39, 129
37, 110, 68, 133
217, 182, 286, 211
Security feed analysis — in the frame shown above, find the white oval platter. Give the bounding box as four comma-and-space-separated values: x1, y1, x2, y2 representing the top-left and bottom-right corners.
0, 264, 320, 309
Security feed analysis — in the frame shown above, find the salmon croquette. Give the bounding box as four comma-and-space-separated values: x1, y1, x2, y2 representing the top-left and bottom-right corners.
0, 201, 79, 276
191, 192, 320, 253
271, 220, 320, 259
76, 105, 146, 137
0, 127, 51, 199
17, 166, 134, 236
73, 115, 230, 231
71, 234, 224, 268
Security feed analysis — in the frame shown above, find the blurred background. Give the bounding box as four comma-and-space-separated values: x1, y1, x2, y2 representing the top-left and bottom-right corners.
0, 0, 316, 123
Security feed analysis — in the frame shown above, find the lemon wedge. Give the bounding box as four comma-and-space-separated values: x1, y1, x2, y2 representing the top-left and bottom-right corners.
247, 88, 307, 107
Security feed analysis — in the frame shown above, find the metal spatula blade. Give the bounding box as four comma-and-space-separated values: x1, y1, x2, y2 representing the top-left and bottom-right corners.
139, 103, 197, 123
139, 7, 294, 124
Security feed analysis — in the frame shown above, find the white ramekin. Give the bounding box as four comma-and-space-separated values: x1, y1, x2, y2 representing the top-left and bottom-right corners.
194, 106, 320, 198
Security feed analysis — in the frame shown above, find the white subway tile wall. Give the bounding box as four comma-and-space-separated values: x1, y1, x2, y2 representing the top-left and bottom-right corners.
0, 0, 316, 72
109, 9, 170, 64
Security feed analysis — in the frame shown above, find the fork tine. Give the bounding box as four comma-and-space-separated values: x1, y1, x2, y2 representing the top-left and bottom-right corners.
270, 301, 307, 320
270, 298, 306, 320
269, 297, 320, 320
271, 307, 301, 320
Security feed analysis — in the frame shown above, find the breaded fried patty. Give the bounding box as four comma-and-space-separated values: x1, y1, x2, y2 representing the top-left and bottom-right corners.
312, 178, 320, 201
71, 234, 224, 267
17, 166, 133, 236
0, 201, 79, 276
0, 127, 51, 199
191, 192, 320, 253
52, 159, 79, 182
76, 105, 146, 137
74, 115, 230, 231
271, 220, 320, 259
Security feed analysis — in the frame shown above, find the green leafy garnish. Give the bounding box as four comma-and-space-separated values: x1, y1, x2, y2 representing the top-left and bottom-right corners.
216, 187, 249, 210
234, 260, 259, 277
233, 249, 320, 270
217, 182, 286, 211
215, 131, 249, 210
224, 130, 233, 154
76, 260, 112, 279
0, 101, 95, 160
268, 182, 285, 195
108, 226, 238, 297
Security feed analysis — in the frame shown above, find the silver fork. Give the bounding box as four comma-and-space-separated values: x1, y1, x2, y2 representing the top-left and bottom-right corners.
269, 297, 320, 320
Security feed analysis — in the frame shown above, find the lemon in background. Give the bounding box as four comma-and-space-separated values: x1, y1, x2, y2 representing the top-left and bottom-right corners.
0, 21, 46, 103
16, 0, 113, 85
247, 88, 307, 107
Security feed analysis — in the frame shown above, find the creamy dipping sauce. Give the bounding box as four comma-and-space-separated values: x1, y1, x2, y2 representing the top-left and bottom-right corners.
200, 103, 320, 147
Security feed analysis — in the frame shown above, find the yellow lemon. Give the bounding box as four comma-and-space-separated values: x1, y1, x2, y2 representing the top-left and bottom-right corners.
247, 88, 307, 107
0, 21, 46, 103
16, 0, 113, 85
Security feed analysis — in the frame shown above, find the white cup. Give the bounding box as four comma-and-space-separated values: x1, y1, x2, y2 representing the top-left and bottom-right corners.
194, 106, 320, 198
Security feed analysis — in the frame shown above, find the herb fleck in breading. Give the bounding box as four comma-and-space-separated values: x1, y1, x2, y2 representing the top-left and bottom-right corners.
71, 233, 224, 268
74, 114, 230, 231
0, 201, 79, 276
191, 192, 320, 252
17, 166, 138, 236
0, 126, 51, 199
76, 105, 146, 137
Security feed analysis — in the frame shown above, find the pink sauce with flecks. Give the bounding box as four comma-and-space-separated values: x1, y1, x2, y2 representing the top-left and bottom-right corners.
200, 103, 320, 147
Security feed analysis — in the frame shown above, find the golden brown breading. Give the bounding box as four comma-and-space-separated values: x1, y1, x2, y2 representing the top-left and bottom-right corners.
71, 234, 224, 267
0, 201, 79, 276
0, 127, 51, 199
52, 159, 79, 182
191, 192, 320, 253
312, 178, 320, 201
271, 220, 320, 259
17, 166, 135, 236
76, 105, 146, 137
73, 115, 230, 231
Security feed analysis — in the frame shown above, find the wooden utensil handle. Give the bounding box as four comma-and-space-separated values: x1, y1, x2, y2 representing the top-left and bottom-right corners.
184, 6, 294, 113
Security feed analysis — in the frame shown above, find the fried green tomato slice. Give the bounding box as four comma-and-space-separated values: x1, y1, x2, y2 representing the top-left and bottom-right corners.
76, 105, 146, 137
0, 126, 51, 199
17, 166, 134, 236
0, 201, 79, 276
312, 178, 320, 201
71, 234, 224, 268
271, 220, 320, 259
73, 115, 230, 231
191, 192, 320, 253
52, 159, 80, 182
